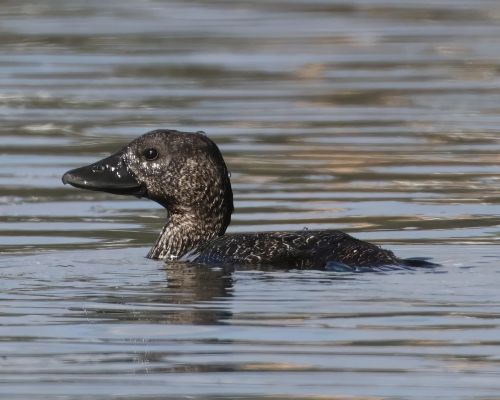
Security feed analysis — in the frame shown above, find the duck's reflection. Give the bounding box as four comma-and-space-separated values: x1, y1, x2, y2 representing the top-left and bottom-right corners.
72, 262, 235, 325
164, 262, 234, 301
151, 262, 235, 325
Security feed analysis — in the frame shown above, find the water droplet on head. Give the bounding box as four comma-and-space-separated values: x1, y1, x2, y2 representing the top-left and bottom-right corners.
227, 170, 232, 178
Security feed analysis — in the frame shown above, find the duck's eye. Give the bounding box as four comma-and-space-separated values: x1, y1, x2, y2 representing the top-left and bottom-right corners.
143, 148, 158, 161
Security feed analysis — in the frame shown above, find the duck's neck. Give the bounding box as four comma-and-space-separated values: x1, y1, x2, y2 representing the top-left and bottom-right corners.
148, 211, 228, 260
148, 183, 233, 260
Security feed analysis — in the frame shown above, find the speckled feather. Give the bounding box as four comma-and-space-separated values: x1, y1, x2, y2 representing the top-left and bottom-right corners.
195, 230, 399, 268
63, 129, 433, 269
118, 130, 233, 260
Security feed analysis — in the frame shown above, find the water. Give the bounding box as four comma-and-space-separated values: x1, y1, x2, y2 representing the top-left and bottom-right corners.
0, 0, 499, 398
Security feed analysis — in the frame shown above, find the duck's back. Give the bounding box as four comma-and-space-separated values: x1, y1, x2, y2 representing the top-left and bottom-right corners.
194, 230, 401, 269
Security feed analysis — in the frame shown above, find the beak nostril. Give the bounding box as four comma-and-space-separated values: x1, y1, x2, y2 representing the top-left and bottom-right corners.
91, 164, 106, 173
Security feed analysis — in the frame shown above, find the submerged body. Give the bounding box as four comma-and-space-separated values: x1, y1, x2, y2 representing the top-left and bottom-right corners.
62, 129, 432, 269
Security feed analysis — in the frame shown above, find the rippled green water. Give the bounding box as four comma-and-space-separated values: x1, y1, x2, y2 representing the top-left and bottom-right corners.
0, 1, 499, 399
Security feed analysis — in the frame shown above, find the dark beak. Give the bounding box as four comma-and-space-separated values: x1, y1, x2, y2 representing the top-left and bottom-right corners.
62, 151, 145, 196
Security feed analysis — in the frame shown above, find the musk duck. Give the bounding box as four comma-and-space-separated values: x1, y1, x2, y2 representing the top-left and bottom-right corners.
62, 129, 434, 270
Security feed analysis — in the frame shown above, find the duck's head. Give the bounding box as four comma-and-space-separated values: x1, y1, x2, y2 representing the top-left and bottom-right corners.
62, 129, 233, 219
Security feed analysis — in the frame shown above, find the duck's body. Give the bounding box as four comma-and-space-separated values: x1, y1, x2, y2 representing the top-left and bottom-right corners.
193, 230, 400, 268
62, 129, 433, 270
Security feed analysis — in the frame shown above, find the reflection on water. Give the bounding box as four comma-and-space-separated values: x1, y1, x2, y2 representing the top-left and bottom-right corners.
66, 262, 235, 326
0, 0, 499, 398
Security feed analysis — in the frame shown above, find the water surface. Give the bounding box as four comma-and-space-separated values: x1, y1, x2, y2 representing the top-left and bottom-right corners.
0, 0, 499, 399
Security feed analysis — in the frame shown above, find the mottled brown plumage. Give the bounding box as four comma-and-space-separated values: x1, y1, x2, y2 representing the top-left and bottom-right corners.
62, 129, 435, 270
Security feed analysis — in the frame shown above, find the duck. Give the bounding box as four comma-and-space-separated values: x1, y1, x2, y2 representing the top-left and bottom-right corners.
62, 129, 435, 270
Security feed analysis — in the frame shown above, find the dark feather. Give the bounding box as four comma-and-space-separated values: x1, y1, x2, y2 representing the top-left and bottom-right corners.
62, 129, 437, 270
